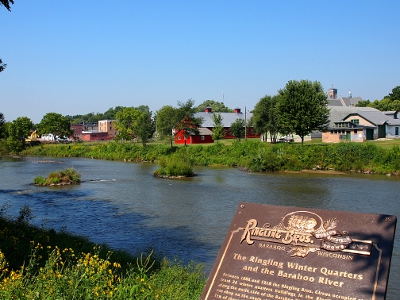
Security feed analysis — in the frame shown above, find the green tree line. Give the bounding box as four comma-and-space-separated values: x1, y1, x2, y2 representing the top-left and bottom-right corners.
356, 86, 400, 111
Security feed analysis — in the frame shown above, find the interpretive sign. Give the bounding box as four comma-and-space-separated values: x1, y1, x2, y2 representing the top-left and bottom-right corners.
201, 202, 396, 300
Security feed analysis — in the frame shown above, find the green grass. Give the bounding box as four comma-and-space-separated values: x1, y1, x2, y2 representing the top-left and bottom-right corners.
366, 138, 400, 149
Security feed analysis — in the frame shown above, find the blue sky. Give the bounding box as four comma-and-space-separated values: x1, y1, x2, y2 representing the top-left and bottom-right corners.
1, 1, 399, 123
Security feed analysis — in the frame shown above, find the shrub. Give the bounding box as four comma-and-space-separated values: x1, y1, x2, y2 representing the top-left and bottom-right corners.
154, 156, 194, 178
34, 168, 81, 186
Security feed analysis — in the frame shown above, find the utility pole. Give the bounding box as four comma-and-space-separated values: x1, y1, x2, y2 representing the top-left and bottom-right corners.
245, 106, 247, 140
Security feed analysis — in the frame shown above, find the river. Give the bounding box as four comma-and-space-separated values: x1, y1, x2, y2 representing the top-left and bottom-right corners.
0, 155, 399, 298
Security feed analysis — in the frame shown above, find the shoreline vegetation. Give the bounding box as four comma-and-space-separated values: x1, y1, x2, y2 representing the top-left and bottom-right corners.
21, 139, 400, 176
0, 205, 206, 299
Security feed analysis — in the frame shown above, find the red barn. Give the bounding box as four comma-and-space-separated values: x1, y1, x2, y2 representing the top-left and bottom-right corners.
174, 107, 260, 145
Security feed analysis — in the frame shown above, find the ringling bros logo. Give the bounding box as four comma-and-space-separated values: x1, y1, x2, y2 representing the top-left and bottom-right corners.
240, 211, 372, 257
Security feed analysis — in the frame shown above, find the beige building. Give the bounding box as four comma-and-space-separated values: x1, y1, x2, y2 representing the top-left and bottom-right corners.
98, 120, 118, 139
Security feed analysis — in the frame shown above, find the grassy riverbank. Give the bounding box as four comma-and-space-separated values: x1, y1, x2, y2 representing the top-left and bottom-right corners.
22, 139, 400, 175
0, 206, 205, 299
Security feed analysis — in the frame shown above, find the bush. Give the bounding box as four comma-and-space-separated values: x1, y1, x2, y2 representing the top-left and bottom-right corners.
34, 168, 81, 186
154, 156, 194, 178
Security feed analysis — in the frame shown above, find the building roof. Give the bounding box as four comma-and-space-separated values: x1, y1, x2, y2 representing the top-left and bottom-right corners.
327, 106, 379, 128
344, 111, 388, 126
195, 111, 253, 128
198, 128, 213, 135
340, 97, 362, 107
328, 99, 344, 106
328, 106, 400, 128
345, 111, 400, 126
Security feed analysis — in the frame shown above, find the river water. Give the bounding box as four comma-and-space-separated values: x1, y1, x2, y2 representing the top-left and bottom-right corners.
0, 156, 399, 298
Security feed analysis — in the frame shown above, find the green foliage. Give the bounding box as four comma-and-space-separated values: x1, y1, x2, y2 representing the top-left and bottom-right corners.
0, 112, 5, 139
0, 205, 205, 299
34, 168, 81, 186
251, 95, 280, 142
230, 119, 245, 141
154, 155, 194, 177
147, 258, 205, 299
211, 113, 225, 142
6, 115, 34, 153
156, 105, 179, 147
277, 80, 330, 143
115, 107, 155, 145
195, 100, 233, 112
6, 136, 24, 154
67, 106, 126, 124
356, 86, 400, 111
37, 112, 72, 140
8, 117, 33, 142
174, 99, 203, 145
387, 85, 400, 101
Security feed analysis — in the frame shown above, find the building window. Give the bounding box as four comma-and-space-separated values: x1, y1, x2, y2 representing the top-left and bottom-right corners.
201, 136, 205, 140
396, 127, 399, 136
354, 130, 357, 134
178, 136, 181, 140
351, 119, 359, 125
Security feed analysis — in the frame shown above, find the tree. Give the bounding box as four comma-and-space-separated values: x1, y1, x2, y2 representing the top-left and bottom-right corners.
195, 100, 233, 113
1, 0, 14, 73
230, 119, 245, 141
355, 100, 371, 107
103, 106, 125, 120
0, 59, 6, 73
115, 107, 154, 145
277, 80, 330, 144
211, 113, 225, 142
251, 95, 280, 143
174, 99, 203, 146
115, 107, 142, 140
0, 0, 14, 11
7, 116, 33, 153
387, 86, 400, 102
156, 105, 179, 147
37, 113, 72, 141
135, 111, 155, 146
0, 112, 6, 139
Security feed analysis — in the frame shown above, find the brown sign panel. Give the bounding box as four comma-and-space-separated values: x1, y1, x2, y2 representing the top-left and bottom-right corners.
201, 202, 396, 300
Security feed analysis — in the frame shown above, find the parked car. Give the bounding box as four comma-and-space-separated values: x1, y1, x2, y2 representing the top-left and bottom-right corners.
278, 135, 294, 143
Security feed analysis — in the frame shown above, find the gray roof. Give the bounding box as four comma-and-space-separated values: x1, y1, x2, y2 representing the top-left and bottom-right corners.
327, 106, 379, 128
328, 99, 344, 106
195, 111, 253, 128
344, 111, 400, 126
328, 106, 400, 127
341, 97, 362, 106
328, 97, 362, 107
344, 111, 388, 125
